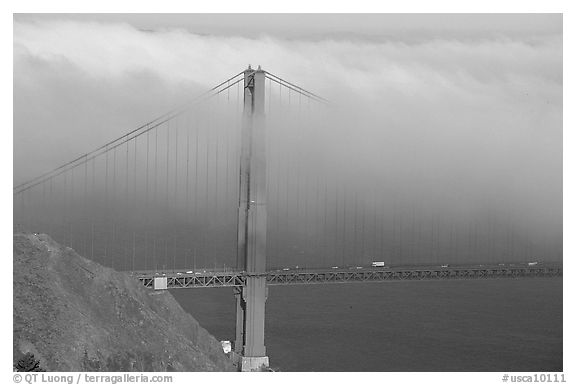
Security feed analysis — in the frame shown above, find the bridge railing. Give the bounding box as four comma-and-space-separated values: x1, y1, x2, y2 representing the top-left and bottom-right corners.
135, 265, 562, 289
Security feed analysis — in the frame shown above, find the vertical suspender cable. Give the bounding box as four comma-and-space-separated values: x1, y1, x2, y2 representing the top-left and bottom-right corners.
111, 148, 116, 266
174, 118, 178, 270
173, 234, 176, 272
104, 148, 109, 260
166, 121, 170, 270
133, 135, 138, 271
392, 198, 397, 266
154, 125, 158, 270
411, 203, 416, 265
70, 168, 74, 248
214, 100, 219, 220
334, 181, 339, 267
205, 108, 210, 265
194, 114, 199, 264
353, 190, 358, 264
361, 194, 366, 264
166, 120, 170, 210
91, 158, 95, 261
84, 159, 88, 257
322, 174, 328, 268
372, 189, 377, 261
314, 173, 320, 267
342, 184, 347, 266
378, 191, 383, 261
225, 81, 233, 260
125, 139, 129, 270
146, 130, 150, 271
185, 115, 190, 269
174, 118, 178, 212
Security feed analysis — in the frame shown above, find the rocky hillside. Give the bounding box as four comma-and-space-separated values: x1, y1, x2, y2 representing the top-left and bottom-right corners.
13, 232, 234, 371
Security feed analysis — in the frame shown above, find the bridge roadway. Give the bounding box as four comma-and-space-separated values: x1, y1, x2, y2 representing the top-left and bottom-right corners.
133, 264, 562, 289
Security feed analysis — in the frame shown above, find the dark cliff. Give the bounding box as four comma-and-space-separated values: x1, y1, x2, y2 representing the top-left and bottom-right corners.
13, 232, 234, 371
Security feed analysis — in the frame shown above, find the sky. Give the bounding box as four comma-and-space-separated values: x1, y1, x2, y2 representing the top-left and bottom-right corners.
12, 14, 562, 266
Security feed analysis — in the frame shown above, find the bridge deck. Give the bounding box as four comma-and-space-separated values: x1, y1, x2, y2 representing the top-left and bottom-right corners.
134, 265, 562, 289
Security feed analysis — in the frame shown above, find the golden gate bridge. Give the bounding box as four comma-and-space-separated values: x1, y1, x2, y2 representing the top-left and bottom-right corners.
13, 65, 562, 371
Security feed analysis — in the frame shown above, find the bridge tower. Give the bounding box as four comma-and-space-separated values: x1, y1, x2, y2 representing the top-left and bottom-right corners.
234, 65, 269, 371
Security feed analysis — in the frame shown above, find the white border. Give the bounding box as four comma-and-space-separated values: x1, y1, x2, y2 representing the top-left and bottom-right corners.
3, 3, 571, 384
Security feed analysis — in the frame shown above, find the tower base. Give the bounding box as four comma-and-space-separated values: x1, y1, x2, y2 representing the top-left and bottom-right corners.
239, 356, 269, 372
